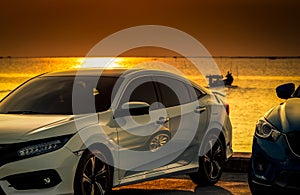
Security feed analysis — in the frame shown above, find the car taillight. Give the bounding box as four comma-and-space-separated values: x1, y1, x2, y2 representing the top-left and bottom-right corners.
225, 103, 230, 115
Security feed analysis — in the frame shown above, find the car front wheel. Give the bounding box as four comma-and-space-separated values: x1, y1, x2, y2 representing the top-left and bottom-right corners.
74, 151, 112, 195
190, 134, 225, 186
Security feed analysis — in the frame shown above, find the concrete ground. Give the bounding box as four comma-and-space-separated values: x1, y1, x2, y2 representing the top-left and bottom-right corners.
113, 153, 252, 194
112, 172, 250, 194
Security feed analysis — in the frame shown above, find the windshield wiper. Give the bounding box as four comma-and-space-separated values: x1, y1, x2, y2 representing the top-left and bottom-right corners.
7, 110, 46, 114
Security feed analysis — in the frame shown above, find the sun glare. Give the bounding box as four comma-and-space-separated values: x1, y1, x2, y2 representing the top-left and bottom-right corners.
74, 57, 124, 69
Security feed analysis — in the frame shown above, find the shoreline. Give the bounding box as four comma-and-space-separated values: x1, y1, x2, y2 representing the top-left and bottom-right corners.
1, 56, 300, 59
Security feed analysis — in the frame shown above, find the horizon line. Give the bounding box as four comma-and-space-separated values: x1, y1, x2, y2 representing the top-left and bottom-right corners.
1, 55, 300, 59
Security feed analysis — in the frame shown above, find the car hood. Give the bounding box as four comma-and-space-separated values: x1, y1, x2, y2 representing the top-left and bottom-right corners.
265, 98, 300, 133
0, 114, 74, 143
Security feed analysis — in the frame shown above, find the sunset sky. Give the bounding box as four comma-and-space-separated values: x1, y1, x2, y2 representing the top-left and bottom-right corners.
0, 0, 299, 57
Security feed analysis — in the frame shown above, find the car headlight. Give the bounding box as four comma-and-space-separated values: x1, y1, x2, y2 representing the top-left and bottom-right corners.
255, 118, 281, 141
0, 134, 75, 167
17, 134, 73, 158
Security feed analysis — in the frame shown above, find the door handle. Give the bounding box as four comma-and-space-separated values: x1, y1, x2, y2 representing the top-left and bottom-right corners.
156, 117, 170, 125
194, 106, 206, 114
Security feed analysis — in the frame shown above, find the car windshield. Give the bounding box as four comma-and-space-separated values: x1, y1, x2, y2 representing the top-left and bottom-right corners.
0, 76, 121, 114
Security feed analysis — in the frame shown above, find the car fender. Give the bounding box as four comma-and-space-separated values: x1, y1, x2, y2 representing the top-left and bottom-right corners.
198, 121, 225, 157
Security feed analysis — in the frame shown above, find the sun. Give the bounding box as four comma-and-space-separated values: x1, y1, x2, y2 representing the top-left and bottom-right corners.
74, 57, 124, 69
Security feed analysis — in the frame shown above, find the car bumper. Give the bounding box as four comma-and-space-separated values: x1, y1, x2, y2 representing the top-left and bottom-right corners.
250, 135, 300, 192
0, 147, 81, 195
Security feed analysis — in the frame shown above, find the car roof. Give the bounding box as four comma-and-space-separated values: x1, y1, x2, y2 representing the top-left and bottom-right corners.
41, 68, 209, 91
42, 68, 189, 80
43, 68, 141, 78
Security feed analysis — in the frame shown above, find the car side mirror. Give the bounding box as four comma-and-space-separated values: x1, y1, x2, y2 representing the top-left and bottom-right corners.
276, 83, 295, 99
119, 101, 150, 116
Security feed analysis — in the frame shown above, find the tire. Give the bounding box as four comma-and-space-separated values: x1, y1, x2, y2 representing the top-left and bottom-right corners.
190, 134, 225, 186
74, 150, 112, 195
148, 131, 170, 152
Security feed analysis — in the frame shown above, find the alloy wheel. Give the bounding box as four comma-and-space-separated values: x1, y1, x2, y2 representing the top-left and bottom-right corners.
81, 155, 110, 195
203, 138, 223, 180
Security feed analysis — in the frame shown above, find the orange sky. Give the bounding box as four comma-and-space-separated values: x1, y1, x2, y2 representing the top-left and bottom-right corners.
0, 0, 299, 57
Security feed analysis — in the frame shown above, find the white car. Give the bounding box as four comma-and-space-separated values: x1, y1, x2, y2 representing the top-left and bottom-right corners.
0, 68, 232, 194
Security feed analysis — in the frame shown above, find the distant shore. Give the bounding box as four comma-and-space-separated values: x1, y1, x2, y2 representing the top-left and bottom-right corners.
1, 56, 300, 59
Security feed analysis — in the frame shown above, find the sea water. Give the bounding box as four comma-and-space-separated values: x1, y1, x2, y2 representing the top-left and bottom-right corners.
0, 57, 299, 152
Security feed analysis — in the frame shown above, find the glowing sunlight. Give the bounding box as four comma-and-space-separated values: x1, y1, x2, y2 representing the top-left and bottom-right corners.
73, 57, 124, 69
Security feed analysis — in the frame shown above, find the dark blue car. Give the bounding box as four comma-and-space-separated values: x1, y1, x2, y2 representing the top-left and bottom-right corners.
248, 83, 300, 194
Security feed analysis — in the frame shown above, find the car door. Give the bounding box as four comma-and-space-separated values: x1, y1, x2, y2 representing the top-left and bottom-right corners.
154, 76, 208, 168
115, 76, 171, 179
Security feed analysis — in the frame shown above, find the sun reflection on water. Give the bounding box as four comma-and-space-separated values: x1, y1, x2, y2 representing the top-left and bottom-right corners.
72, 57, 124, 69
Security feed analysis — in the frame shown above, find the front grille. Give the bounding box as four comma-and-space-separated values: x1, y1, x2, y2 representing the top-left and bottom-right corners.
0, 144, 9, 149
0, 144, 14, 167
0, 185, 5, 195
286, 132, 300, 157
0, 143, 25, 167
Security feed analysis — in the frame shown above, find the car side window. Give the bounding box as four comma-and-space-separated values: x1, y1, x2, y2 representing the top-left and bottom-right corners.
155, 77, 191, 107
190, 86, 206, 101
293, 85, 300, 98
129, 82, 158, 104
94, 77, 121, 112
119, 77, 159, 108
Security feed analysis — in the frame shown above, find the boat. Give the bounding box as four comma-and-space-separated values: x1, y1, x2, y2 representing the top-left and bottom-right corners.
206, 71, 236, 88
